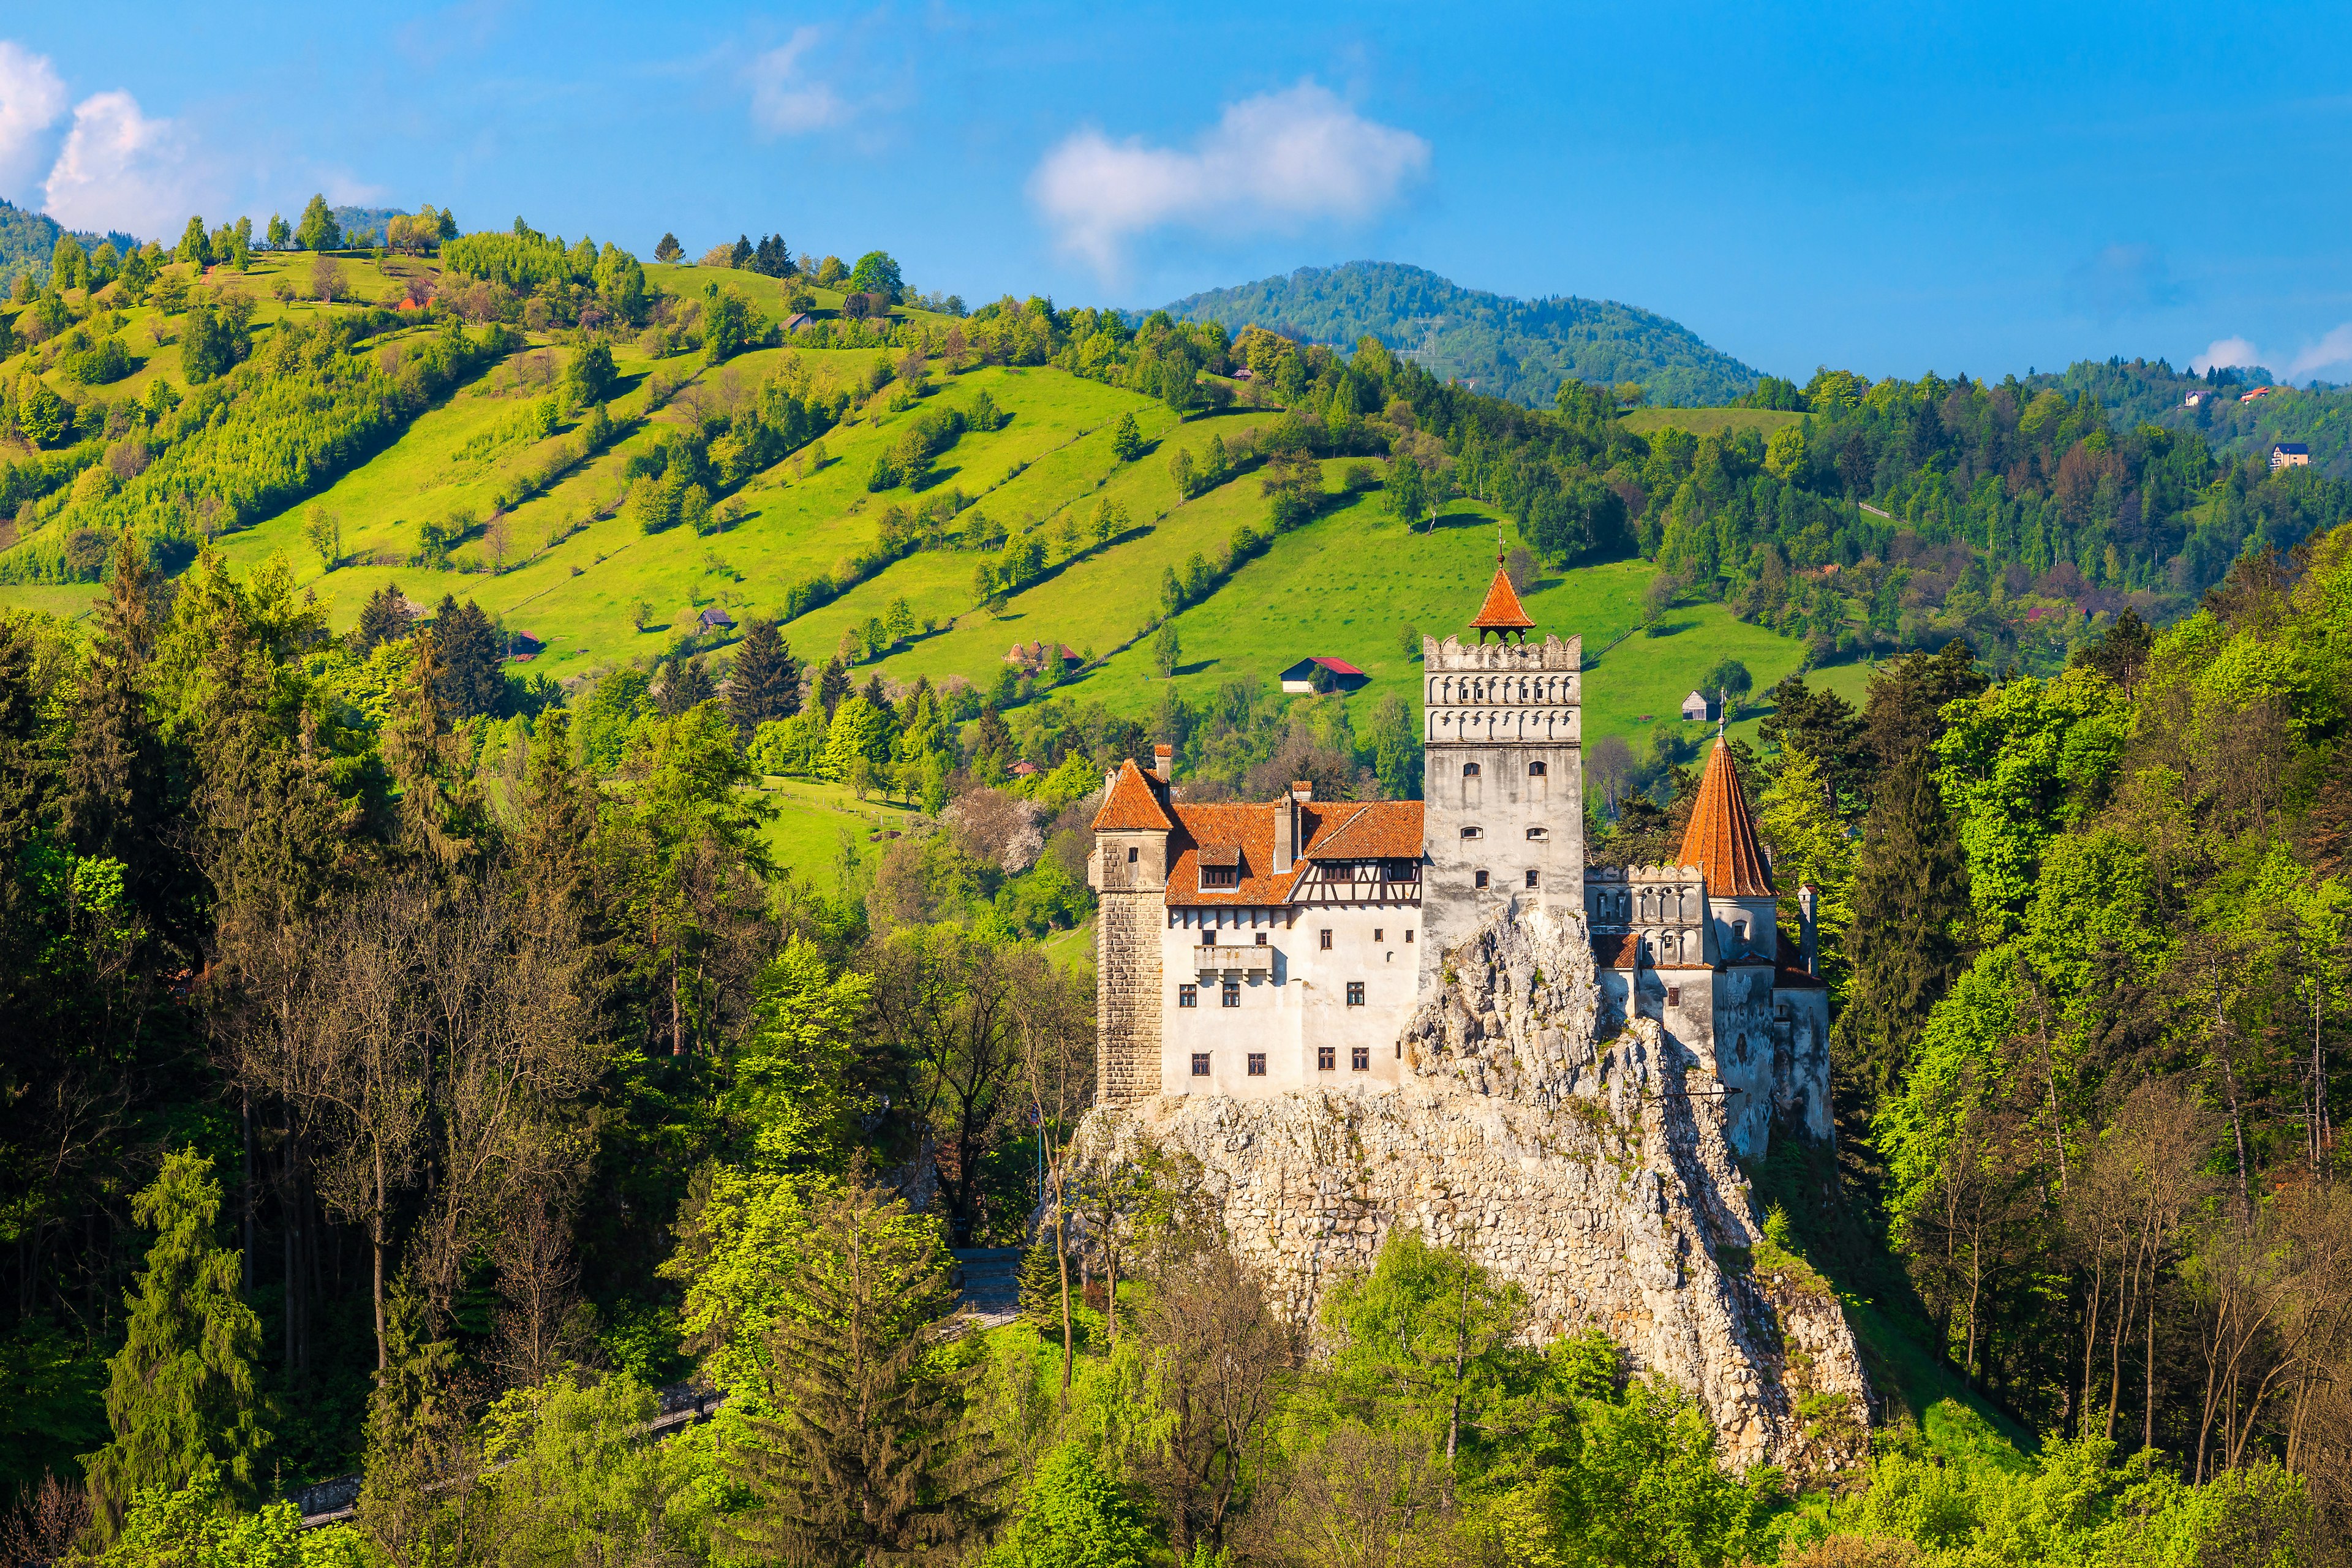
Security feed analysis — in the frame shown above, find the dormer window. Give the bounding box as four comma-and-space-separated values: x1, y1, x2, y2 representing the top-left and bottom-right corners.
1528, 761, 1547, 777
1460, 826, 1483, 839
1201, 865, 1239, 888
1526, 827, 1548, 840
1462, 762, 1481, 777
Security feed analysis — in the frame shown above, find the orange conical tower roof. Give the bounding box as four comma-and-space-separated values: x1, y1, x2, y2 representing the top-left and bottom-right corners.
1678, 740, 1773, 896
1468, 565, 1535, 641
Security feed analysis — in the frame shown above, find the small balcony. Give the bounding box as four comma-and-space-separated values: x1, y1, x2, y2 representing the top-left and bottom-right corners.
1193, 944, 1275, 977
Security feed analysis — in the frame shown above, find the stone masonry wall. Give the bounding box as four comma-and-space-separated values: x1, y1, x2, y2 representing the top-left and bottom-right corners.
1072, 900, 1872, 1480
1095, 889, 1163, 1106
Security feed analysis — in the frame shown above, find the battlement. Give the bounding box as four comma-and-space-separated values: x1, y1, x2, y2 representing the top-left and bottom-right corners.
1423, 633, 1582, 673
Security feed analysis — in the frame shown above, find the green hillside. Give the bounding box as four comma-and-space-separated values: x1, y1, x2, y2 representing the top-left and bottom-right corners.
1161, 260, 1762, 408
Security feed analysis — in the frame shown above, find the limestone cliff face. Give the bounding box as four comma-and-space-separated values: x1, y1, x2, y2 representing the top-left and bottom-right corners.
1072, 900, 1872, 1480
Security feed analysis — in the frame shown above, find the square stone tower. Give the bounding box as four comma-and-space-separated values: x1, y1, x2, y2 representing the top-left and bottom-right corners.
1419, 564, 1584, 983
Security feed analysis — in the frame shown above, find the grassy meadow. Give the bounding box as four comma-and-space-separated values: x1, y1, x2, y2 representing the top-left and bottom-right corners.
1619, 407, 1805, 442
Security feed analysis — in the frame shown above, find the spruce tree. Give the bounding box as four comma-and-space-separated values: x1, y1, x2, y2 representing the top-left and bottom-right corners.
431, 595, 507, 719
61, 532, 183, 945
726, 619, 802, 739
658, 654, 716, 716
816, 657, 850, 718
516, 709, 601, 933
80, 1151, 268, 1537
720, 1182, 1003, 1564
1834, 750, 1972, 1101
1860, 639, 1986, 782
356, 581, 411, 650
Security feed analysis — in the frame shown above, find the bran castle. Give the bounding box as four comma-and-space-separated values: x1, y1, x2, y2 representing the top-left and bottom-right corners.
1088, 563, 1833, 1159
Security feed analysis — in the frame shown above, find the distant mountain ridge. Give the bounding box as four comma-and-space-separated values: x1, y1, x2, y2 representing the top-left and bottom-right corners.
1159, 260, 1761, 409
0, 199, 139, 287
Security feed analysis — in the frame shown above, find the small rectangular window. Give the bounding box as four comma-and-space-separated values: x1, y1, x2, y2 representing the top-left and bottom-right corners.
1320, 929, 1333, 950
1404, 930, 1414, 944
1201, 865, 1238, 888
1474, 870, 1490, 889
1346, 981, 1366, 1006
1126, 846, 1138, 863
1317, 1046, 1335, 1071
1247, 1052, 1267, 1076
1191, 1053, 1211, 1076
1222, 981, 1240, 1008
1667, 986, 1681, 1007
1373, 928, 1383, 942
1178, 984, 1197, 1008
1526, 869, 1540, 889
1352, 1046, 1370, 1071
1256, 932, 1268, 946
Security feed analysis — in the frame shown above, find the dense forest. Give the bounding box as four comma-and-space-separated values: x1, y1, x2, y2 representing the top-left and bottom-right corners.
2, 205, 2350, 1566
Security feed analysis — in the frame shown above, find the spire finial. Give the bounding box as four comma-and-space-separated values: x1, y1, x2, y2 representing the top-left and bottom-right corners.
1497, 514, 1506, 565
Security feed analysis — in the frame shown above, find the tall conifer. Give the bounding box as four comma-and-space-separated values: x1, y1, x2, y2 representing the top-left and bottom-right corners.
727, 619, 802, 739
1835, 750, 1972, 1100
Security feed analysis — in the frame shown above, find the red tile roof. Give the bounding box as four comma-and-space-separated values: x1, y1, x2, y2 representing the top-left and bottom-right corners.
1165, 799, 1423, 906
1679, 741, 1773, 897
1469, 565, 1535, 633
1091, 758, 1175, 832
1304, 655, 1365, 677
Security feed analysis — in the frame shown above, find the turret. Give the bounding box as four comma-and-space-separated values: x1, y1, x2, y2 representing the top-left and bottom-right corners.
1678, 739, 1775, 966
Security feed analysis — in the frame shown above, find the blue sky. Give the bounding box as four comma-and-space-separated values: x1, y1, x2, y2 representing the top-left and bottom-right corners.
4, 2, 2351, 385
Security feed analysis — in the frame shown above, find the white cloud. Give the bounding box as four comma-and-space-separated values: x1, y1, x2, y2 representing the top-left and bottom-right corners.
0, 40, 67, 204
42, 89, 198, 238
749, 28, 848, 135
2192, 336, 2262, 374
1030, 81, 1431, 276
2285, 325, 2352, 380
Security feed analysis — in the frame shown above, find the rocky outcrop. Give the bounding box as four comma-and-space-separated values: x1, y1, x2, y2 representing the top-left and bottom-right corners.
1072, 900, 1871, 1480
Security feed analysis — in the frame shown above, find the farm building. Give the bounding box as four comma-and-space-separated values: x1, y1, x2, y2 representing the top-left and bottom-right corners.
1006, 641, 1082, 675
1681, 690, 1713, 722
1278, 656, 1369, 693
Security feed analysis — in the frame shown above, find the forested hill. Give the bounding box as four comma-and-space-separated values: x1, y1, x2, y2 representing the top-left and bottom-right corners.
0, 200, 137, 287
1159, 260, 1761, 409
2028, 355, 2352, 479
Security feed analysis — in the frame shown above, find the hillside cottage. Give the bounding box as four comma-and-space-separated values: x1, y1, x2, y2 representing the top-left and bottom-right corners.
2184, 389, 2214, 408
2272, 442, 2312, 470
698, 607, 736, 633
1681, 690, 1712, 722
1278, 656, 1369, 693
1005, 641, 1082, 675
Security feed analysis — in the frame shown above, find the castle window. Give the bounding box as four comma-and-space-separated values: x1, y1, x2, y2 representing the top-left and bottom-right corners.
1667, 986, 1682, 1007
1178, 985, 1197, 1008
1318, 1046, 1335, 1071
1527, 826, 1548, 840
1126, 846, 1138, 863
1248, 1052, 1267, 1076
1404, 930, 1414, 944
1373, 928, 1383, 942
1460, 826, 1482, 839
1352, 1046, 1371, 1071
1462, 762, 1481, 777
1525, 870, 1540, 889
1191, 1053, 1210, 1076
1475, 870, 1490, 889
1222, 981, 1241, 1008
1256, 932, 1268, 946
1321, 929, 1333, 950
1346, 982, 1366, 1006
1202, 865, 1238, 888
1528, 761, 1547, 777
1201, 929, 1217, 946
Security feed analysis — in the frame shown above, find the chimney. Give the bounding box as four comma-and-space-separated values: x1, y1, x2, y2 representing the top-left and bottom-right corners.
1153, 744, 1173, 783
1275, 782, 1311, 873
1798, 883, 1819, 977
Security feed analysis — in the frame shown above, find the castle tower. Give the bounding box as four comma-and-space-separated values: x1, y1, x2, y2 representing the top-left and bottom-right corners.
1679, 739, 1776, 965
1088, 750, 1176, 1104
1419, 562, 1583, 982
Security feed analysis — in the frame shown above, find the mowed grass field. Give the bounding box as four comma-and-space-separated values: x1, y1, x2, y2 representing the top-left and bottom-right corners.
752, 776, 919, 894
1619, 407, 1804, 442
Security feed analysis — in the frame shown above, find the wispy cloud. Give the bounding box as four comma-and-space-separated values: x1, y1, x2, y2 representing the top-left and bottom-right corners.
1030, 80, 1431, 277
0, 40, 68, 205
2192, 336, 2262, 374
2190, 327, 2352, 382
43, 89, 208, 238
748, 27, 848, 135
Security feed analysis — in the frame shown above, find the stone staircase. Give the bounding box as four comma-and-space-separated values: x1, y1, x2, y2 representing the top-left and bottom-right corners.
950, 1246, 1022, 1328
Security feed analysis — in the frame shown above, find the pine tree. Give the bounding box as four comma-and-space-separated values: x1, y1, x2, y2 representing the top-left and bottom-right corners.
516, 710, 600, 933
61, 532, 183, 945
727, 620, 802, 739
861, 673, 888, 710
1017, 1238, 1065, 1329
816, 657, 850, 718
658, 654, 716, 716
385, 630, 486, 873
80, 1151, 269, 1537
720, 1181, 1003, 1564
357, 581, 411, 651
729, 234, 753, 269
431, 595, 508, 719
1835, 750, 1972, 1100
654, 232, 682, 263
1110, 412, 1142, 462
